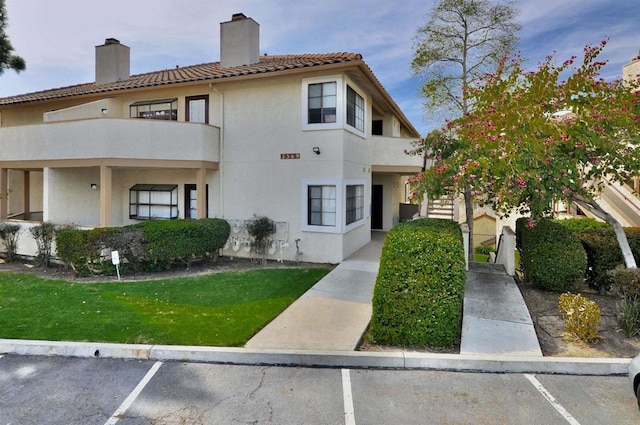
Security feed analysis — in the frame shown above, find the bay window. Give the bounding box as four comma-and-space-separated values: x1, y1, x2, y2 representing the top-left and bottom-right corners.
129, 184, 178, 220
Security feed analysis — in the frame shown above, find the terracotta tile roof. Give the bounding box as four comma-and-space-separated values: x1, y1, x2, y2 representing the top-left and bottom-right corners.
0, 53, 363, 106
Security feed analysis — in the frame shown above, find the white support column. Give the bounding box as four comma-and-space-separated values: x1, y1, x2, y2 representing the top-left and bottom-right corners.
197, 167, 207, 219
100, 165, 112, 227
0, 168, 7, 219
43, 168, 50, 222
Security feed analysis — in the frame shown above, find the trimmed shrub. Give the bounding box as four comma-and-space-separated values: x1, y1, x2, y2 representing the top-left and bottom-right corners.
56, 219, 230, 276
517, 218, 587, 291
571, 227, 640, 290
558, 292, 600, 343
134, 218, 230, 268
56, 226, 145, 276
369, 219, 466, 348
554, 218, 609, 233
0, 222, 21, 262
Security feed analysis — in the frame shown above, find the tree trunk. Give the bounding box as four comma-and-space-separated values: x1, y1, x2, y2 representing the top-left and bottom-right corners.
574, 196, 637, 269
464, 185, 474, 263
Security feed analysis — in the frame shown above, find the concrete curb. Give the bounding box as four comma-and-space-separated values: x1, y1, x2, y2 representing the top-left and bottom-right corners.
0, 339, 631, 376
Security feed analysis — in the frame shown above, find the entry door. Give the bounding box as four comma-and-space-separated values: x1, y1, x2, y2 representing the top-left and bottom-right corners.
184, 184, 209, 219
371, 185, 383, 230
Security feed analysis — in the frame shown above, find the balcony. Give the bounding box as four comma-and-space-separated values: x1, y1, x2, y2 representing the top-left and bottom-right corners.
0, 118, 220, 165
368, 135, 422, 173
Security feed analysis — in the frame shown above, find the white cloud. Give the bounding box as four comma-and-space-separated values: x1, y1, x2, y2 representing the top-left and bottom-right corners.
2, 0, 639, 136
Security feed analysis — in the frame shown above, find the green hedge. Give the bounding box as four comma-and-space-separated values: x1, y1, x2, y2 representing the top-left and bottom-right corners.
56, 219, 231, 276
56, 226, 147, 276
574, 227, 640, 290
554, 218, 609, 232
517, 218, 587, 291
369, 219, 466, 348
132, 218, 230, 268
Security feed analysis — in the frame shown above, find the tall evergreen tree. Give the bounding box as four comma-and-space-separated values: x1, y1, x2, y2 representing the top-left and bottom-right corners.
0, 0, 24, 75
411, 0, 519, 259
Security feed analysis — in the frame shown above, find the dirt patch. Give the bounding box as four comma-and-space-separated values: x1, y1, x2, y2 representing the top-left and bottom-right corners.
517, 279, 640, 358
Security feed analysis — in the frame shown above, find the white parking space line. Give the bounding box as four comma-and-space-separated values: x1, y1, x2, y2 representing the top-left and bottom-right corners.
104, 361, 162, 425
342, 369, 356, 425
524, 374, 581, 425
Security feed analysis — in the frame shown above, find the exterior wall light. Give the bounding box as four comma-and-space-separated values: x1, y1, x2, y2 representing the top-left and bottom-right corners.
313, 146, 321, 155
101, 108, 108, 114
91, 183, 99, 190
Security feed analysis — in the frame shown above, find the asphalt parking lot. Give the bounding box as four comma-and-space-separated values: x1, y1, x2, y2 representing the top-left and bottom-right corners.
1, 354, 638, 424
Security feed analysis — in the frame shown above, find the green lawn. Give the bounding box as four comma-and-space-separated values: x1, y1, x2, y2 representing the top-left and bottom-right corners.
0, 268, 329, 346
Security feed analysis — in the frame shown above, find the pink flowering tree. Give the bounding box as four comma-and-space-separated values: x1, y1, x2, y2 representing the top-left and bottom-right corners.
410, 40, 640, 268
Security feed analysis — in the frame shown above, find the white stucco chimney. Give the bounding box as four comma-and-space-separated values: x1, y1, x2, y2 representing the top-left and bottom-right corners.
95, 38, 130, 84
220, 13, 260, 68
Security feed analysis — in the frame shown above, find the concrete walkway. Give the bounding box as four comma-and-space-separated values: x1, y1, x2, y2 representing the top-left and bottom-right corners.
247, 233, 542, 357
461, 262, 542, 356
244, 232, 385, 351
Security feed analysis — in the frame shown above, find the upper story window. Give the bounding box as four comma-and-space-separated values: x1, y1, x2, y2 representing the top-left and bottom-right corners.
186, 95, 209, 124
308, 82, 337, 124
302, 77, 366, 137
346, 86, 364, 132
130, 98, 177, 121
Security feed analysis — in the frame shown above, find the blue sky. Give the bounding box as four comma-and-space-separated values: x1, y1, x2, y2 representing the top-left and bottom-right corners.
1, 0, 638, 136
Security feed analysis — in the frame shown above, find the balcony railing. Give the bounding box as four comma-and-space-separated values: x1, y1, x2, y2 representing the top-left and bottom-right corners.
0, 118, 220, 163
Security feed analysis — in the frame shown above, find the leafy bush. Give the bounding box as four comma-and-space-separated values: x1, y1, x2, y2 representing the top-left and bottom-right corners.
554, 218, 609, 232
558, 292, 600, 343
517, 218, 587, 291
246, 215, 275, 265
0, 222, 21, 262
474, 245, 495, 255
569, 227, 640, 290
56, 226, 145, 276
369, 219, 466, 348
29, 222, 57, 266
57, 219, 230, 276
134, 218, 230, 268
608, 267, 640, 336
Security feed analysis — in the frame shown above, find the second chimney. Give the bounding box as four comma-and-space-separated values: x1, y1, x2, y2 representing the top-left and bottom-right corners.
95, 38, 130, 84
220, 13, 260, 68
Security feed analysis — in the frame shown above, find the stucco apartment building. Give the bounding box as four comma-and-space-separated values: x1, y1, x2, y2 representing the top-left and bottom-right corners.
0, 13, 422, 264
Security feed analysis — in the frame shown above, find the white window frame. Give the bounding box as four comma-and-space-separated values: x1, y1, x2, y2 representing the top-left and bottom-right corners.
302, 76, 367, 138
344, 179, 367, 232
129, 184, 179, 220
346, 83, 366, 136
302, 75, 344, 131
301, 178, 343, 233
301, 178, 368, 234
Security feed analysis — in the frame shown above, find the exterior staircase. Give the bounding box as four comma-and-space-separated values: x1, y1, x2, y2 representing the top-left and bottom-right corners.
425, 195, 455, 220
